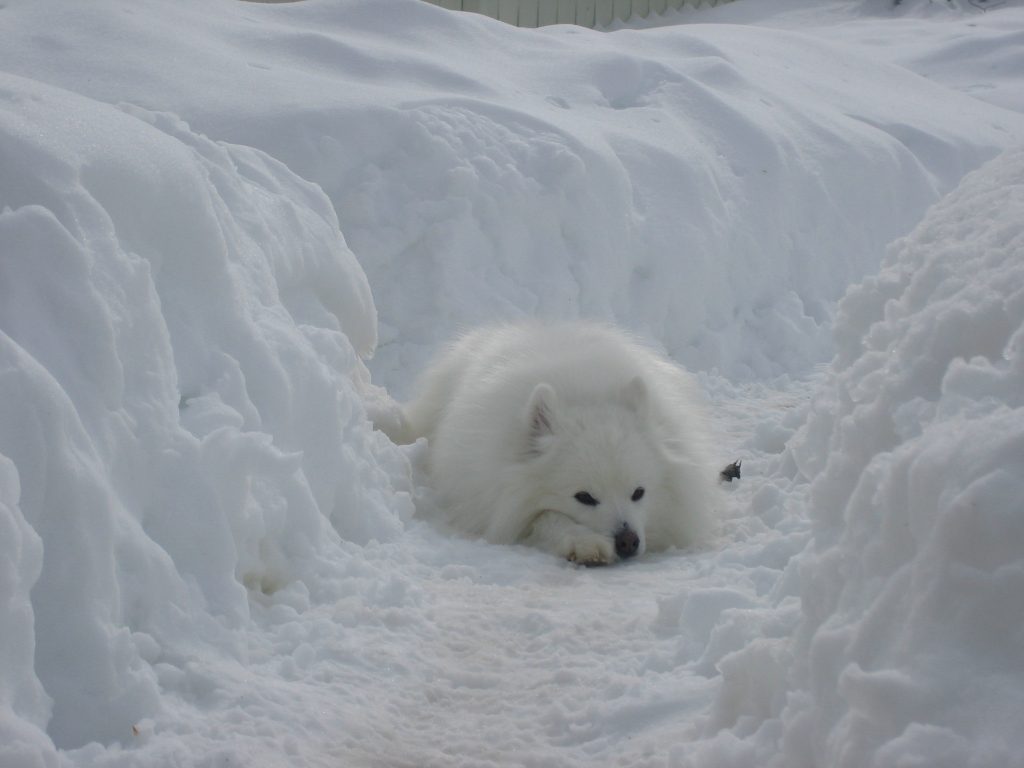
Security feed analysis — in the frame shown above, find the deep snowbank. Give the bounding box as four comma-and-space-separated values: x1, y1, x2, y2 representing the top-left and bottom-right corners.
1, 0, 1021, 388
695, 146, 1024, 768
0, 73, 411, 755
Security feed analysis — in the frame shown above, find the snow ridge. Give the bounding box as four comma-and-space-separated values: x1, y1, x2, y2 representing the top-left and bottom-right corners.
0, 74, 411, 754
696, 146, 1024, 768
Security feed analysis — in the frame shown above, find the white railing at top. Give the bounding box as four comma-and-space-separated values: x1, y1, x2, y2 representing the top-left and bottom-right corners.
422, 0, 734, 28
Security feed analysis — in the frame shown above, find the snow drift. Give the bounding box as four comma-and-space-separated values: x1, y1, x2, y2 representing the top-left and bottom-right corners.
1, 0, 1021, 389
695, 146, 1024, 768
0, 73, 411, 755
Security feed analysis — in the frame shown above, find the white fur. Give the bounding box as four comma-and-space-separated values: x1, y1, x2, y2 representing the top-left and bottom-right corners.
378, 322, 718, 564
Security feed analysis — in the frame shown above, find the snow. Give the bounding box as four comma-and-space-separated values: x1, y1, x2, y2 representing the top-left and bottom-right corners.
692, 144, 1024, 768
0, 0, 1022, 765
0, 68, 411, 758
3, 0, 1019, 388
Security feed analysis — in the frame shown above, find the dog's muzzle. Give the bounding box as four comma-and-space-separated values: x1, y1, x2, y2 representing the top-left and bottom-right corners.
614, 524, 640, 559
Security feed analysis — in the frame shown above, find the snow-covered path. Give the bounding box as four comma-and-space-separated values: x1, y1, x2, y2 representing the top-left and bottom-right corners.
264, 516, 800, 767
336, 542, 726, 765
346, 547, 728, 766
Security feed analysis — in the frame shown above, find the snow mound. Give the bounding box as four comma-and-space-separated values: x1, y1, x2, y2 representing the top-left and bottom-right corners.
1, 0, 1021, 390
697, 146, 1024, 767
0, 73, 411, 752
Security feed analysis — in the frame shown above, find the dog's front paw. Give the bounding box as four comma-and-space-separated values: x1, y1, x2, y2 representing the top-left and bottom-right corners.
564, 533, 616, 566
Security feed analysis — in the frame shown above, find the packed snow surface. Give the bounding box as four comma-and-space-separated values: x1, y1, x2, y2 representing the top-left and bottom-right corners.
0, 0, 1022, 766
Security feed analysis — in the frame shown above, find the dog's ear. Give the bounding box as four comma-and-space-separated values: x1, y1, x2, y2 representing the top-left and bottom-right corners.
619, 376, 649, 421
524, 383, 557, 457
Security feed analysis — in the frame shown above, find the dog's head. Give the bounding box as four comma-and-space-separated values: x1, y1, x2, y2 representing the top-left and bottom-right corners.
521, 377, 672, 561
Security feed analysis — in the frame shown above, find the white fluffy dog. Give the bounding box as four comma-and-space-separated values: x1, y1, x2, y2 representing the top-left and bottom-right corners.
376, 322, 718, 564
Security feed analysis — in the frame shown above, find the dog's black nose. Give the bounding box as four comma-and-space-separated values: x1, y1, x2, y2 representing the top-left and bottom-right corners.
615, 526, 640, 559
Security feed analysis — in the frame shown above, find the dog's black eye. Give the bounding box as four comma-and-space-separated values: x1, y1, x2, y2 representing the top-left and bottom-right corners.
574, 491, 599, 506
631, 486, 645, 502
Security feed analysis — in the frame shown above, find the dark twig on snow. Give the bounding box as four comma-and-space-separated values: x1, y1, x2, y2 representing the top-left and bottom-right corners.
719, 460, 742, 483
